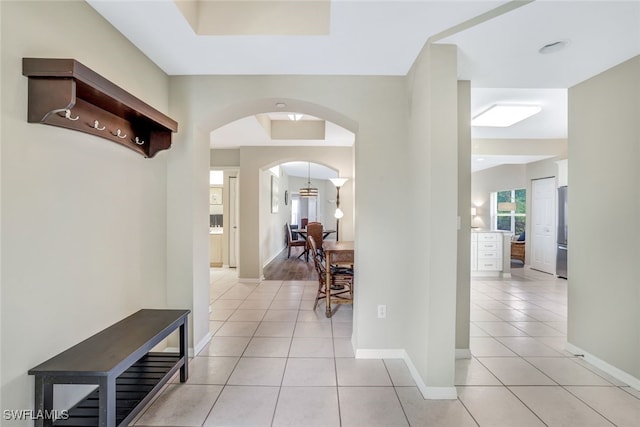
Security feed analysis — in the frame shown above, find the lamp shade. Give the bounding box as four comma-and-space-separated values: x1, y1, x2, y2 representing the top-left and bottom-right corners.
497, 202, 516, 212
299, 187, 318, 198
329, 177, 348, 188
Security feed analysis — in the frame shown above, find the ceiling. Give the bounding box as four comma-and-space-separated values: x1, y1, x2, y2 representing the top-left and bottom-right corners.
88, 0, 640, 170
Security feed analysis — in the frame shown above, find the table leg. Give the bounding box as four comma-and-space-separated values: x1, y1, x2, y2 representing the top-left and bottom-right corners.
325, 252, 332, 317
179, 318, 189, 382
98, 377, 116, 427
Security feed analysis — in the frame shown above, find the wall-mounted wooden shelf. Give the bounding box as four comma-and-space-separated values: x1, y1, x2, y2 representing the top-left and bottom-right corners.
22, 58, 178, 158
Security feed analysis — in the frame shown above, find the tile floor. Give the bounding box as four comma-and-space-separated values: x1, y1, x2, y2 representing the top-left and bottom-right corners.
133, 267, 640, 426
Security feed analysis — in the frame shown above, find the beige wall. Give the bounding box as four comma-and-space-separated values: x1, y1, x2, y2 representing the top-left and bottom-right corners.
568, 55, 640, 382
456, 81, 472, 354
472, 164, 527, 230
472, 156, 565, 264
167, 76, 411, 368
1, 0, 171, 413
404, 43, 459, 397
168, 67, 466, 395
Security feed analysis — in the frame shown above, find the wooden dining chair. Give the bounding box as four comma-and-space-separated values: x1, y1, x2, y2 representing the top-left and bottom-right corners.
306, 222, 324, 261
286, 223, 306, 259
308, 236, 353, 311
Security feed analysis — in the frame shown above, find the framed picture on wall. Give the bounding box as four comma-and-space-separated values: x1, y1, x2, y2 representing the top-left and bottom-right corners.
271, 175, 279, 213
210, 187, 223, 205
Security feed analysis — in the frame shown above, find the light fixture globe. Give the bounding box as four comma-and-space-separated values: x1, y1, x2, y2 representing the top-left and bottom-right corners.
334, 208, 344, 219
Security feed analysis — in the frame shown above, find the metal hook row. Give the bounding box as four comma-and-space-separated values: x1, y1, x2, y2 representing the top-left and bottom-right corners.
54, 109, 145, 146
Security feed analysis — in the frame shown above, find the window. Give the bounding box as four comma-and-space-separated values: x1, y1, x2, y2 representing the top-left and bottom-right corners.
492, 188, 526, 235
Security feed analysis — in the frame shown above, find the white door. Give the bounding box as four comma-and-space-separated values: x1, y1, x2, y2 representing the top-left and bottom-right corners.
531, 177, 556, 274
229, 176, 239, 268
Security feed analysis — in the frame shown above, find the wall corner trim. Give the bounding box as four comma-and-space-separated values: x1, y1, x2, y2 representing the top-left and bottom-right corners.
566, 342, 640, 391
354, 348, 458, 400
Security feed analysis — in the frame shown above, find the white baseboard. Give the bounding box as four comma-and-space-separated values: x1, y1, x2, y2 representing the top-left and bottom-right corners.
354, 347, 458, 400
238, 277, 261, 283
194, 332, 213, 357
355, 348, 406, 359
166, 331, 212, 358
565, 342, 640, 391
455, 348, 472, 359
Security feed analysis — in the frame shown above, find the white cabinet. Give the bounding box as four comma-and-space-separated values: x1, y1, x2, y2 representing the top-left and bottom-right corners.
471, 232, 503, 275
210, 233, 223, 267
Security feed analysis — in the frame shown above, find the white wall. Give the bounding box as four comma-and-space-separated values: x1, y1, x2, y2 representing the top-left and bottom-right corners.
568, 55, 640, 382
1, 0, 170, 414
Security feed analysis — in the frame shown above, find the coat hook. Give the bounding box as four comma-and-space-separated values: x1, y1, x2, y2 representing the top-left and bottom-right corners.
112, 129, 127, 139
63, 109, 79, 121
91, 120, 106, 131
133, 137, 145, 145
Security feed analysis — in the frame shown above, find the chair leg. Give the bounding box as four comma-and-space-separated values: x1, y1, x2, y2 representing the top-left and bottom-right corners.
287, 245, 291, 258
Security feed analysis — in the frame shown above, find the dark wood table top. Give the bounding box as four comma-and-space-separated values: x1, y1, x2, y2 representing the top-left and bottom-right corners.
29, 309, 189, 376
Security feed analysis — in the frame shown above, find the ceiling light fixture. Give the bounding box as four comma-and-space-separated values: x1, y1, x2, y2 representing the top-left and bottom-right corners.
539, 39, 569, 55
287, 113, 303, 121
472, 104, 542, 127
299, 162, 318, 198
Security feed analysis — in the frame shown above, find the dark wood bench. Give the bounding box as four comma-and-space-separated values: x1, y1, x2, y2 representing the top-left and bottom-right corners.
29, 309, 190, 427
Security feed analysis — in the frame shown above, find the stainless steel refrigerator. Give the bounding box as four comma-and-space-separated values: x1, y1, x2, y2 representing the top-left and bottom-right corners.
556, 186, 568, 279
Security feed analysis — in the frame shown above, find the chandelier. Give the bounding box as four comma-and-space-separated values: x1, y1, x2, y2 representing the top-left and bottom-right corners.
299, 162, 318, 198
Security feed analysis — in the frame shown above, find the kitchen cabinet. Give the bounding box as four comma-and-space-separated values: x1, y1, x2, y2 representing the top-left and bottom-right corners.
210, 232, 223, 267
471, 231, 506, 276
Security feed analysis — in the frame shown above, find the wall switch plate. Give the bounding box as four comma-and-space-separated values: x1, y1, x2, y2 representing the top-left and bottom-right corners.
377, 304, 386, 318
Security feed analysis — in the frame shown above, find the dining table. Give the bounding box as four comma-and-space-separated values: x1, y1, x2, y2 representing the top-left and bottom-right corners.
322, 240, 354, 317
295, 228, 336, 261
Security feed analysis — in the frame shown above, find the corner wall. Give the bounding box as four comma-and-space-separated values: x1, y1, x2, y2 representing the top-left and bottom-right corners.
568, 55, 640, 383
404, 43, 459, 398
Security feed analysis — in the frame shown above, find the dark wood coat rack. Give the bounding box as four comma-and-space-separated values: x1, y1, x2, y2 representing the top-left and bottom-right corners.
22, 58, 178, 158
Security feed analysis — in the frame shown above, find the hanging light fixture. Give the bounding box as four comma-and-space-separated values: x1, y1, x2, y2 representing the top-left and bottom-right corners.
299, 162, 318, 198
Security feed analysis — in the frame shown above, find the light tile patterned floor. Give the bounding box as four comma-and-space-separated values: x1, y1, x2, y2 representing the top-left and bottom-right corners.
134, 267, 640, 426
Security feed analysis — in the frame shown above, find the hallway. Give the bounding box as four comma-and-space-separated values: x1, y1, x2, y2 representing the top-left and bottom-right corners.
131, 267, 640, 426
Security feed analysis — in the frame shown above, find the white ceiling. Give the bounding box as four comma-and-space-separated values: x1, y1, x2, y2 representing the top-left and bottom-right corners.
88, 0, 640, 169
279, 162, 339, 180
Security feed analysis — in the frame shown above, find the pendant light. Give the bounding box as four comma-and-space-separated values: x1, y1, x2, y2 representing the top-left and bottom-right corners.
299, 162, 318, 198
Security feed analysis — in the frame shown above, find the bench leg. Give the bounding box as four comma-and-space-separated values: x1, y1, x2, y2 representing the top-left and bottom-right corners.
98, 377, 116, 427
33, 376, 53, 427
179, 319, 189, 382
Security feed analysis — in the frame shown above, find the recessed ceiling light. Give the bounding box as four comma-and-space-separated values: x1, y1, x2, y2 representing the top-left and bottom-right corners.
275, 102, 286, 108
472, 105, 542, 127
539, 39, 569, 54
287, 113, 303, 121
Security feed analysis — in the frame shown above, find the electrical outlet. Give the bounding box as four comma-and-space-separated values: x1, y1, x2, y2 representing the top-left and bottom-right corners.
377, 304, 386, 319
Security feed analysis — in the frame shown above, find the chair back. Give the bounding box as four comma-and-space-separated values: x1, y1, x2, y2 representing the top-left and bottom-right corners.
286, 223, 295, 244
307, 221, 323, 246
